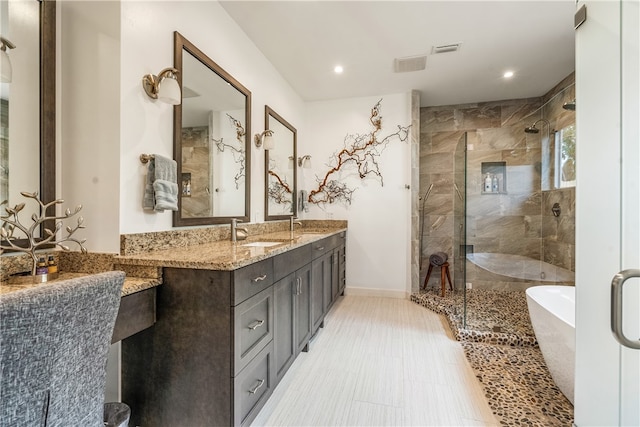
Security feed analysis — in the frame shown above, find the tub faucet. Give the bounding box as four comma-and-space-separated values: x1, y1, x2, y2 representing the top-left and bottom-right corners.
290, 217, 302, 232
230, 218, 248, 242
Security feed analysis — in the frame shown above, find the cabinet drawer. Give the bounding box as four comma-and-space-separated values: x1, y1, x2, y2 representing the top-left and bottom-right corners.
234, 342, 274, 427
273, 245, 311, 281
233, 287, 274, 376
233, 258, 274, 305
112, 287, 156, 343
311, 236, 335, 257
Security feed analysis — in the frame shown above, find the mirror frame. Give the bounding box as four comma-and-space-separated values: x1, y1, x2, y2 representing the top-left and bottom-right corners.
41, 0, 56, 230
172, 31, 251, 226
264, 105, 297, 221
6, 0, 56, 250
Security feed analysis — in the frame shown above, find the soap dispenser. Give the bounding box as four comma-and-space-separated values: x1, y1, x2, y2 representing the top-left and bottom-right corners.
492, 174, 499, 193
484, 173, 492, 193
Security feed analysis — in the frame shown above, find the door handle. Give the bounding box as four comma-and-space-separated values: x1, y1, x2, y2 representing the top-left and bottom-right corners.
611, 269, 640, 349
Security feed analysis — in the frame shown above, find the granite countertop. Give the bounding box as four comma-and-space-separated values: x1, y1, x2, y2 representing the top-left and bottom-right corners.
0, 273, 160, 297
115, 228, 346, 271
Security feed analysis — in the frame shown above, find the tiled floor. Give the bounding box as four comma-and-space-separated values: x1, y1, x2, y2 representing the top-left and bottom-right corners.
252, 296, 498, 426
253, 292, 574, 426
412, 288, 574, 426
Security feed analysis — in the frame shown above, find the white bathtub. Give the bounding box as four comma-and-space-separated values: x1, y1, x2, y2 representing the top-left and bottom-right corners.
525, 285, 575, 404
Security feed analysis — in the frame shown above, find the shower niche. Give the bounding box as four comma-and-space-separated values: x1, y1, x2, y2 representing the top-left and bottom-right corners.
481, 162, 507, 194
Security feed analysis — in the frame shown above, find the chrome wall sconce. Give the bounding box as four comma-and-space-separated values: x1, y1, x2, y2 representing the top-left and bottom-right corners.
1, 36, 16, 83
142, 67, 181, 105
298, 155, 312, 168
254, 130, 274, 149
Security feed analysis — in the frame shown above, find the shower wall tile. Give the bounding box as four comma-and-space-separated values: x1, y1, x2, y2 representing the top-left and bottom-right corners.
420, 108, 456, 133
424, 215, 454, 237
430, 131, 465, 153
507, 165, 541, 194
499, 238, 541, 259
475, 127, 527, 151
475, 215, 527, 239
501, 99, 542, 126
454, 105, 502, 130
501, 148, 542, 167
419, 74, 574, 291
423, 152, 454, 174
424, 194, 453, 215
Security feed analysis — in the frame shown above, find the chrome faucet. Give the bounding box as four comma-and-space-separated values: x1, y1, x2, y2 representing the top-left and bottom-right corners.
230, 218, 248, 242
290, 217, 302, 233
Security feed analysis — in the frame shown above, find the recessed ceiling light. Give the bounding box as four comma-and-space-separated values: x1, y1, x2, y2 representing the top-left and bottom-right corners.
334, 65, 344, 74
503, 70, 514, 78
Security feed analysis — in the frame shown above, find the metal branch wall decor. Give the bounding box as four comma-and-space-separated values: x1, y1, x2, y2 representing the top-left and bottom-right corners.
268, 169, 293, 207
214, 113, 246, 189
1, 191, 87, 275
308, 100, 410, 205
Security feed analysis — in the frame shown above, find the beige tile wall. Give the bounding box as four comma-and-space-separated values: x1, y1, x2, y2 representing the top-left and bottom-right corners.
419, 73, 575, 291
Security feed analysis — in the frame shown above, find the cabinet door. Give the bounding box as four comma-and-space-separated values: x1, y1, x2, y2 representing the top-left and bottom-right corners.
311, 254, 328, 334
338, 244, 346, 294
331, 250, 339, 303
295, 264, 312, 354
273, 273, 296, 384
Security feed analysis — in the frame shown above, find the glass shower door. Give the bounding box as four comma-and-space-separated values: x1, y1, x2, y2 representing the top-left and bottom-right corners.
453, 132, 467, 328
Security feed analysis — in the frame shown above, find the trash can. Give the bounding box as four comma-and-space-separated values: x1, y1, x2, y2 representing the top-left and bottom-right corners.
103, 402, 131, 427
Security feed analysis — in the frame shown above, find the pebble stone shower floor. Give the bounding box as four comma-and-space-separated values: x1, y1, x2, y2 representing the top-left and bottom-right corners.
411, 288, 574, 426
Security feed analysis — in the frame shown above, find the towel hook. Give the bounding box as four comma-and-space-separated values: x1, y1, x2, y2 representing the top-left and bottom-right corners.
140, 154, 154, 164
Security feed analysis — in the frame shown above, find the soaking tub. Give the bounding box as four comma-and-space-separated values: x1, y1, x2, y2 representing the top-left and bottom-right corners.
525, 285, 575, 404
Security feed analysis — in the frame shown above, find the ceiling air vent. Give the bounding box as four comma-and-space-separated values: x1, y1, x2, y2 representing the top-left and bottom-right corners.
432, 43, 462, 54
393, 55, 427, 73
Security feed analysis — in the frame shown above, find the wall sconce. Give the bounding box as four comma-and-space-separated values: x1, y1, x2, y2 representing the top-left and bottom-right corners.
142, 67, 181, 105
254, 130, 274, 150
298, 155, 312, 168
1, 36, 16, 83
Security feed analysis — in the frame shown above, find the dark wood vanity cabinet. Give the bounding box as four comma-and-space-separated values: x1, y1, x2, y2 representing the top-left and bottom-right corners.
122, 232, 346, 427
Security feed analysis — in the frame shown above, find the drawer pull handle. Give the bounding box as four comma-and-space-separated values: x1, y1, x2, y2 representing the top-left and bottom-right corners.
252, 274, 267, 282
316, 246, 325, 251
249, 379, 265, 394
248, 319, 265, 330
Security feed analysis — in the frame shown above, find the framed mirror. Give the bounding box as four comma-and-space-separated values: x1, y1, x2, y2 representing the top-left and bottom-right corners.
173, 31, 251, 226
264, 106, 297, 220
1, 0, 56, 246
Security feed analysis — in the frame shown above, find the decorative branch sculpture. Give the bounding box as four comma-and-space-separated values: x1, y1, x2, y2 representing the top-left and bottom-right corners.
1, 191, 87, 275
308, 100, 410, 205
213, 113, 246, 189
268, 170, 293, 206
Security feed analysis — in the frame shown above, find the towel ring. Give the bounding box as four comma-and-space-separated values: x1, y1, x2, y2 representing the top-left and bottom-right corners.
140, 154, 154, 164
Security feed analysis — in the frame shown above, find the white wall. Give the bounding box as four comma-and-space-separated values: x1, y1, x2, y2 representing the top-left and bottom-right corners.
119, 0, 304, 234
303, 93, 412, 298
60, 1, 413, 299
61, 1, 121, 252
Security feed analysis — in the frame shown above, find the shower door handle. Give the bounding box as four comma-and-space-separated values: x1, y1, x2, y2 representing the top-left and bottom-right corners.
610, 269, 640, 349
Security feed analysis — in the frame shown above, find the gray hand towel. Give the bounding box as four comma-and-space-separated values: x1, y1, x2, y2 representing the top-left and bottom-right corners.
142, 155, 179, 212
429, 252, 448, 266
152, 155, 179, 212
143, 159, 156, 210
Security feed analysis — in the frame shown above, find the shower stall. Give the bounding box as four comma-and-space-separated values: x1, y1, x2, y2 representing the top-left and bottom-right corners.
417, 78, 576, 339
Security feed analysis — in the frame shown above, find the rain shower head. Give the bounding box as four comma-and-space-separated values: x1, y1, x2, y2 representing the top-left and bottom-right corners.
524, 118, 550, 134
562, 99, 576, 110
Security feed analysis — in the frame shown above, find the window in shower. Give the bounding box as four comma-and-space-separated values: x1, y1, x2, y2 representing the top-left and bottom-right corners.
555, 124, 576, 188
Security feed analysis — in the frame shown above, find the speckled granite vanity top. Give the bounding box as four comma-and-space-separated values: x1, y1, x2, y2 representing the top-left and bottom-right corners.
116, 227, 346, 271
0, 273, 160, 297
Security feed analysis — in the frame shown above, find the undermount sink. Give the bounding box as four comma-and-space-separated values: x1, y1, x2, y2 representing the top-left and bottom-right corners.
242, 241, 283, 247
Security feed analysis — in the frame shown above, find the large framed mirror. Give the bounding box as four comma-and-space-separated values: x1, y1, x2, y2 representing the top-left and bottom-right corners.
264, 106, 296, 220
1, 0, 56, 247
173, 31, 251, 226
